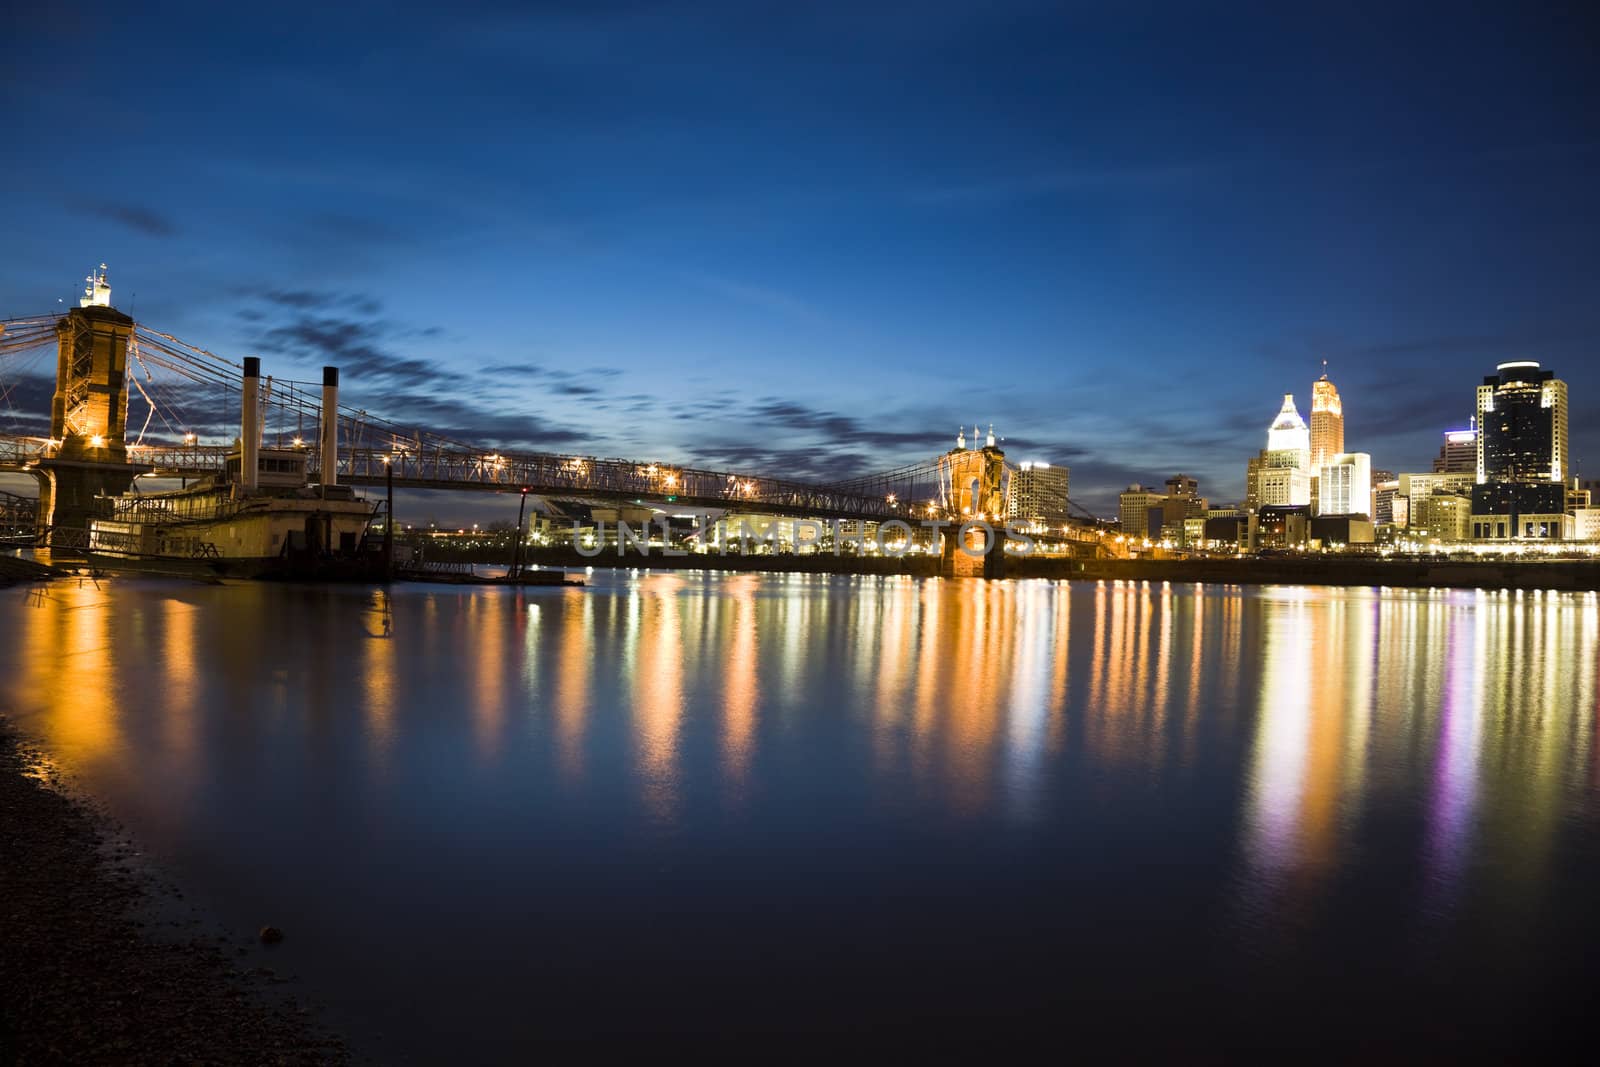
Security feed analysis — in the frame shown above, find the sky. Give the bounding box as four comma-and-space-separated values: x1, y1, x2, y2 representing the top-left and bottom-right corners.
3, 1, 1597, 517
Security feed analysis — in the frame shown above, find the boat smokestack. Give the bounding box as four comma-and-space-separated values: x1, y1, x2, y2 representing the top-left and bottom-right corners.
241, 357, 260, 491
320, 366, 339, 487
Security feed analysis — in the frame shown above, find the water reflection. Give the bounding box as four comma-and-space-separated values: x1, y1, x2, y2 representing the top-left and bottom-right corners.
631, 574, 686, 823
2, 575, 1599, 1052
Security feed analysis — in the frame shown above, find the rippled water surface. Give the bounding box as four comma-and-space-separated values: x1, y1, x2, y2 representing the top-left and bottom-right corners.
4, 573, 1598, 1056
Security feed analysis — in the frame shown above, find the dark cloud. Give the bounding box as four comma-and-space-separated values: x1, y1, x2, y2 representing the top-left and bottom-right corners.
261, 290, 383, 316
742, 398, 940, 452
370, 392, 589, 452
0, 374, 55, 437
256, 314, 455, 391
479, 362, 547, 377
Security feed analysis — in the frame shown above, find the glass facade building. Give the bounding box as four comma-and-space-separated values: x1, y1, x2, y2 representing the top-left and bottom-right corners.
1470, 361, 1571, 540
1475, 362, 1568, 485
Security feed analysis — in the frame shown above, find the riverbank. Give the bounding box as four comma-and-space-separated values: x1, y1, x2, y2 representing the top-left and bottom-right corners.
0, 555, 61, 587
0, 720, 350, 1065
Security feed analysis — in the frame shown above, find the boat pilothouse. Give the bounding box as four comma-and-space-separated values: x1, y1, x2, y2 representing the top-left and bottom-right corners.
88, 360, 388, 578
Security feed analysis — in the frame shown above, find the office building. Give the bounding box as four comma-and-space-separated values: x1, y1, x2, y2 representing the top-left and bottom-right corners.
1310, 371, 1344, 470
1259, 465, 1313, 507
1371, 471, 1398, 526
1470, 360, 1571, 540
1475, 361, 1568, 484
1244, 454, 1263, 512
1410, 494, 1471, 542
1400, 471, 1477, 501
1007, 461, 1070, 530
1574, 508, 1600, 541
1470, 482, 1569, 540
1164, 473, 1207, 517
1119, 485, 1167, 540
1433, 426, 1477, 473
1258, 505, 1312, 548
1318, 452, 1371, 517
1266, 394, 1311, 473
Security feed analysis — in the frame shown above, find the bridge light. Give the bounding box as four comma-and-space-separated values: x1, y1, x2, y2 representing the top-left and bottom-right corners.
184, 432, 197, 445
292, 436, 303, 447
90, 435, 105, 448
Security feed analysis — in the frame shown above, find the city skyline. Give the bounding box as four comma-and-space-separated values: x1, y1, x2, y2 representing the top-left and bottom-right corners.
2, 4, 1597, 515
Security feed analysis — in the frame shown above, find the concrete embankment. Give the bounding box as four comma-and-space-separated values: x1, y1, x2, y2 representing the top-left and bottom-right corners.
482, 548, 1600, 591
494, 546, 944, 578
1052, 556, 1600, 591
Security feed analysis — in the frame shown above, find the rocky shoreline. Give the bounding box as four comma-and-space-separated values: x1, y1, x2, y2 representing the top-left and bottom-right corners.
0, 720, 351, 1065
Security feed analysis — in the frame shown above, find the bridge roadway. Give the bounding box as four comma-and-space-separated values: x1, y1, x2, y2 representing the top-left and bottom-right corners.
0, 434, 934, 523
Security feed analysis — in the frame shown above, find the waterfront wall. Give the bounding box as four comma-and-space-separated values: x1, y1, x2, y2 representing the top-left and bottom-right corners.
1054, 557, 1600, 591
413, 540, 1600, 591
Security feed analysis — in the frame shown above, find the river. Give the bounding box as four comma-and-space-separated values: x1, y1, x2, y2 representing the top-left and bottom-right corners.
3, 573, 1597, 1056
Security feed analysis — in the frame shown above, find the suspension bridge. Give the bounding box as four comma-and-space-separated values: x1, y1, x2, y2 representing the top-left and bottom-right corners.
0, 269, 1108, 566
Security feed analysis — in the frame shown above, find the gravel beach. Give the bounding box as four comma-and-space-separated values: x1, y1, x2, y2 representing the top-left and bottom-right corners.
0, 719, 351, 1065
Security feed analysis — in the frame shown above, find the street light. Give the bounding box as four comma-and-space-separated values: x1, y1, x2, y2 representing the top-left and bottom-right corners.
512, 486, 529, 580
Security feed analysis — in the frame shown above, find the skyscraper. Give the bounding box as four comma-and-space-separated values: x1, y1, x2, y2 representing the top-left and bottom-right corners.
1433, 425, 1477, 473
1245, 395, 1313, 509
1476, 361, 1568, 484
1007, 461, 1070, 529
1310, 370, 1344, 470
1266, 394, 1311, 473
1470, 361, 1571, 540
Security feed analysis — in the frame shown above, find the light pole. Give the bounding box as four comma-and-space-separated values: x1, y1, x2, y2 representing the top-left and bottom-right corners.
512, 487, 529, 579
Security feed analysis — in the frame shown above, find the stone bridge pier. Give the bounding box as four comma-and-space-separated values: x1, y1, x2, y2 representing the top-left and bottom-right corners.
936, 425, 1010, 579
34, 283, 141, 546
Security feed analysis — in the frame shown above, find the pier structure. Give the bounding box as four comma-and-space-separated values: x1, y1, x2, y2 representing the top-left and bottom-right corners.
32, 269, 143, 546
936, 425, 1011, 578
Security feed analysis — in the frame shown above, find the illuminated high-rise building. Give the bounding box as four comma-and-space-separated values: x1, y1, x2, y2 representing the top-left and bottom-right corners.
1310, 369, 1344, 470
1470, 361, 1571, 540
1007, 461, 1070, 530
1318, 452, 1371, 517
1259, 465, 1312, 507
1265, 394, 1311, 473
1475, 361, 1568, 484
1371, 471, 1398, 525
1433, 424, 1477, 473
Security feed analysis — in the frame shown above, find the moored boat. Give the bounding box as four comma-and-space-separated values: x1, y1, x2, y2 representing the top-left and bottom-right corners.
87, 361, 388, 580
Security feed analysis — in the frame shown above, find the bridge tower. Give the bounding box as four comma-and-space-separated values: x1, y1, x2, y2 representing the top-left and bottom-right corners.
33, 266, 140, 541
937, 423, 1010, 578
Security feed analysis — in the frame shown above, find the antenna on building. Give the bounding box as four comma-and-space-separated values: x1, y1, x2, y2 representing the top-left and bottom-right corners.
78, 263, 112, 308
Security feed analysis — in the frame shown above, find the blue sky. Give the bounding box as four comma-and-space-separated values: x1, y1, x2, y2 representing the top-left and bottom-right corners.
3, 2, 1596, 514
